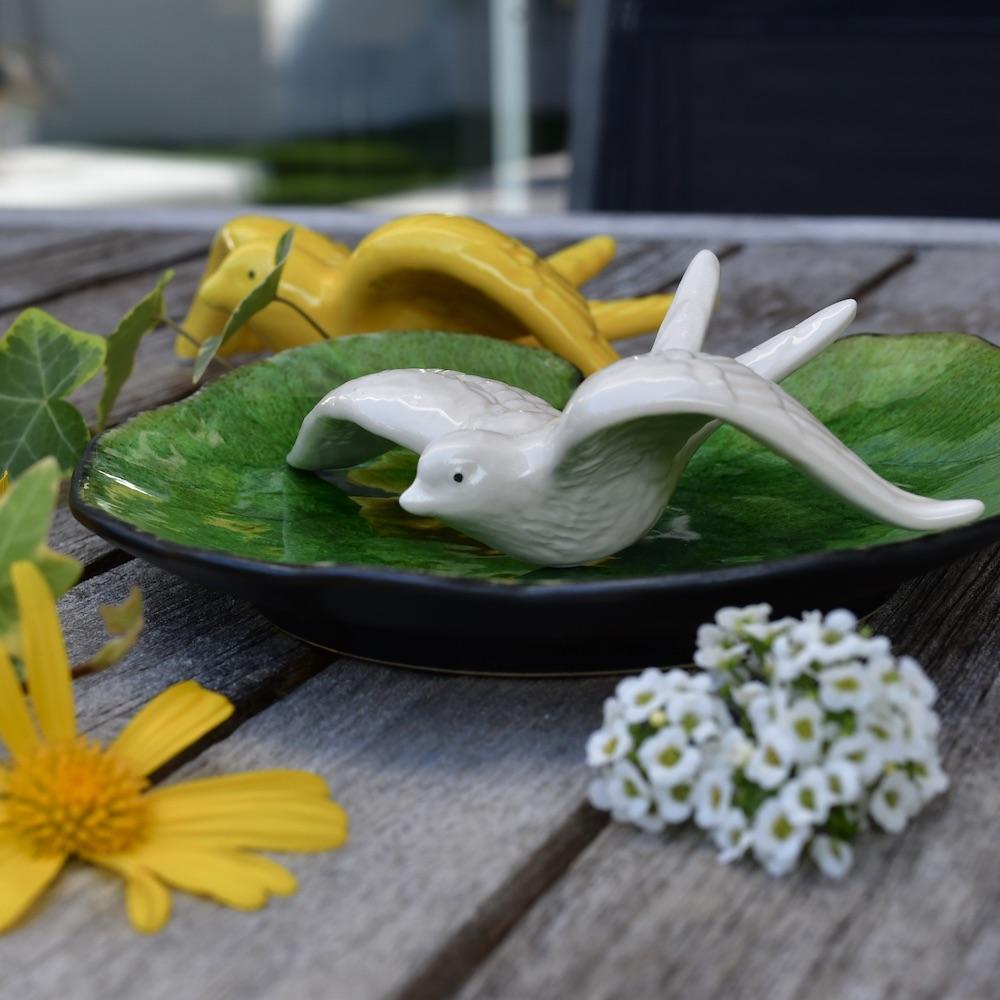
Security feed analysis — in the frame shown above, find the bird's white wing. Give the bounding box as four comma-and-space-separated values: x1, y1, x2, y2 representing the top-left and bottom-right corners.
287, 368, 559, 471
652, 249, 720, 353
551, 351, 983, 531
738, 299, 856, 381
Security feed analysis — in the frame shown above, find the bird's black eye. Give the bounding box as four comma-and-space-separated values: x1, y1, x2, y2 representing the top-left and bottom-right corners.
453, 472, 464, 483
247, 269, 256, 280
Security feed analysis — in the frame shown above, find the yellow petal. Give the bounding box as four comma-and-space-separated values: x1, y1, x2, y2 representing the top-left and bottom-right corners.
109, 681, 233, 776
129, 843, 298, 911
94, 855, 172, 934
0, 644, 37, 757
0, 843, 65, 932
146, 771, 349, 852
149, 769, 331, 804
11, 561, 75, 742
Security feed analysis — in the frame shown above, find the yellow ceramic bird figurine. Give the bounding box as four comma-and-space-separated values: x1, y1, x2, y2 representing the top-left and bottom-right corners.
177, 214, 674, 375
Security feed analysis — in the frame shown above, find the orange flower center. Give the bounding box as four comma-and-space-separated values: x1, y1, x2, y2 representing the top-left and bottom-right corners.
4, 738, 149, 856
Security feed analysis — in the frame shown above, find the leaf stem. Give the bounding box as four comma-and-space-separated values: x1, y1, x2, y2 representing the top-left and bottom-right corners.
159, 316, 233, 369
274, 296, 332, 340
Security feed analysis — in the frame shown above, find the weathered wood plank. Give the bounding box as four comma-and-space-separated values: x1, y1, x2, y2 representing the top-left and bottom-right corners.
0, 557, 615, 1000
0, 227, 105, 264
50, 504, 121, 574
8, 206, 1000, 248
4, 219, 998, 1000
855, 247, 1000, 346
581, 238, 735, 303
455, 544, 1000, 1000
55, 560, 333, 744
614, 242, 912, 358
0, 228, 208, 314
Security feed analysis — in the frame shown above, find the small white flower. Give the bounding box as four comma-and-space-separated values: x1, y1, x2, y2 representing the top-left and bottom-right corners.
806, 609, 867, 665
745, 725, 795, 789
605, 760, 654, 823
616, 668, 670, 722
658, 667, 706, 693
633, 808, 668, 833
911, 753, 949, 803
694, 623, 748, 671
899, 655, 938, 707
693, 769, 733, 829
638, 726, 701, 787
720, 727, 755, 769
779, 766, 831, 825
752, 798, 810, 876
666, 691, 722, 742
785, 698, 824, 763
869, 771, 920, 833
732, 680, 769, 709
770, 632, 815, 681
701, 726, 753, 772
862, 705, 906, 764
819, 661, 871, 712
857, 633, 893, 659
653, 782, 696, 824
659, 667, 693, 689
747, 689, 789, 737
713, 808, 753, 863
715, 603, 772, 631
828, 733, 885, 784
823, 759, 862, 805
741, 616, 797, 645
823, 608, 858, 633
588, 776, 611, 810
894, 699, 939, 758
602, 696, 626, 724
811, 835, 854, 879
586, 718, 633, 767
870, 656, 909, 704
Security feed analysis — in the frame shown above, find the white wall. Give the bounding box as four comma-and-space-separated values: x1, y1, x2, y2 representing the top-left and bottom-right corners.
39, 0, 270, 143
34, 0, 571, 144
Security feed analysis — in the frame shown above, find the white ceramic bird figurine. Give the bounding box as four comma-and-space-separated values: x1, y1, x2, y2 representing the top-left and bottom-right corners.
288, 250, 984, 566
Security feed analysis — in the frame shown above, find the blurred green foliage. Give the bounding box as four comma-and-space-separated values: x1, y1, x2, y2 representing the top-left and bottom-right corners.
187, 112, 567, 205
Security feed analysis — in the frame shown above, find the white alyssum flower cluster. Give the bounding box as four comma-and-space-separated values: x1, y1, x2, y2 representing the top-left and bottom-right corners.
586, 605, 947, 878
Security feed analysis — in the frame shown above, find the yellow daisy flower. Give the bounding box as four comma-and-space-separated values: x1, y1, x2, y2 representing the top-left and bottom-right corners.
0, 560, 348, 934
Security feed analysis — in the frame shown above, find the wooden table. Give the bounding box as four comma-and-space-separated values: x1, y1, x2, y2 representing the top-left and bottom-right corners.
1, 208, 998, 1000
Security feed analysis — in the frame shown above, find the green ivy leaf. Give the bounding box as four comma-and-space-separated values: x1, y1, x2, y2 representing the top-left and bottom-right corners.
193, 228, 295, 383
0, 309, 106, 476
0, 458, 81, 651
97, 270, 173, 431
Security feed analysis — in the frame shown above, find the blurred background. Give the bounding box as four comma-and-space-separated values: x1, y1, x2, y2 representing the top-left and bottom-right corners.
1, 0, 998, 217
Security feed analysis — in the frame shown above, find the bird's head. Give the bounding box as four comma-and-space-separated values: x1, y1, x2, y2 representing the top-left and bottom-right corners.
399, 431, 532, 527
200, 242, 276, 311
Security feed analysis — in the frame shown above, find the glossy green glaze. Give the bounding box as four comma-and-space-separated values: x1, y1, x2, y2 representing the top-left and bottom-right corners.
78, 331, 1000, 583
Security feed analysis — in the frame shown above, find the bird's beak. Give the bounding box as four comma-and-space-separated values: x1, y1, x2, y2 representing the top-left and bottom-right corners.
399, 483, 436, 517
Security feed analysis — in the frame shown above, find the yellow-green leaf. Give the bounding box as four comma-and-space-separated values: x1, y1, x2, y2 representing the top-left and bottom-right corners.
192, 228, 295, 383
97, 270, 173, 431
73, 586, 144, 676
0, 309, 106, 476
0, 458, 81, 651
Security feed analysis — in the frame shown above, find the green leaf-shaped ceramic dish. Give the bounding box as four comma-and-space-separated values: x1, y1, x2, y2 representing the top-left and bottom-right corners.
71, 331, 1000, 673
